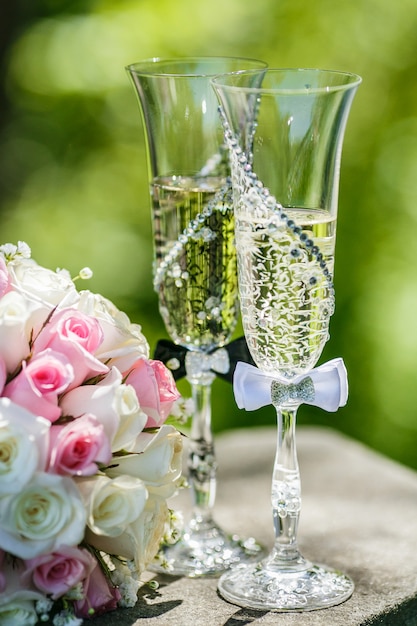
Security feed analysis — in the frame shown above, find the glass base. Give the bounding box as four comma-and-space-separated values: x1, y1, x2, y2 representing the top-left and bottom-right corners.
150, 520, 265, 578
218, 558, 354, 611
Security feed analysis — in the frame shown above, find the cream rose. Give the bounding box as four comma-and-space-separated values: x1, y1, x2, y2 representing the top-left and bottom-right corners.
107, 425, 183, 498
132, 494, 169, 572
8, 258, 79, 307
0, 291, 34, 373
111, 382, 148, 453
76, 290, 149, 371
0, 555, 44, 626
59, 367, 122, 445
86, 494, 168, 573
0, 596, 40, 626
0, 398, 50, 494
59, 367, 147, 453
77, 474, 148, 537
0, 472, 86, 559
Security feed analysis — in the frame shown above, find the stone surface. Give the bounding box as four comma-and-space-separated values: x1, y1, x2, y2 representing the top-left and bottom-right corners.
94, 426, 417, 626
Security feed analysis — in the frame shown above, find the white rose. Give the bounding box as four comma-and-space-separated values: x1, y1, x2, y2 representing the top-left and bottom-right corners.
0, 289, 81, 373
60, 367, 122, 445
0, 594, 42, 625
8, 258, 79, 307
111, 383, 148, 452
0, 398, 50, 494
0, 291, 34, 373
76, 290, 149, 371
59, 367, 147, 453
0, 556, 44, 626
107, 425, 183, 498
86, 494, 168, 573
77, 473, 148, 537
0, 472, 86, 559
132, 494, 169, 572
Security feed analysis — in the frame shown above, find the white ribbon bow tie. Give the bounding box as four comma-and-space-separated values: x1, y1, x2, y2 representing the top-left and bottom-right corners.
233, 358, 348, 413
185, 348, 230, 378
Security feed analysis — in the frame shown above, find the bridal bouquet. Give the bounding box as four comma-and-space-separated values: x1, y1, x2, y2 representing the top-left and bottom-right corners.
0, 242, 186, 625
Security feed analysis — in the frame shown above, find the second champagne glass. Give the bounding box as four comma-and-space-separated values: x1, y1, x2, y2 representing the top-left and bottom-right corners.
126, 57, 266, 577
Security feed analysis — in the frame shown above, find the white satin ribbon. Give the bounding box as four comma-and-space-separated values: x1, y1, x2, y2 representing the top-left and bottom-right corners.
233, 358, 348, 412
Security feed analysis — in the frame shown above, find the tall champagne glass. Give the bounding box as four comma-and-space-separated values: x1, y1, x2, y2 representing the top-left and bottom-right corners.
212, 68, 361, 609
126, 57, 266, 577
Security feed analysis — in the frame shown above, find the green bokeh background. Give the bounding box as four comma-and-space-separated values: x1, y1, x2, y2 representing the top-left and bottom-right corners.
1, 1, 417, 468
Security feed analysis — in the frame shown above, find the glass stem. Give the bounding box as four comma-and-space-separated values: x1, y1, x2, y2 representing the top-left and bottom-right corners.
186, 375, 217, 530
270, 403, 306, 570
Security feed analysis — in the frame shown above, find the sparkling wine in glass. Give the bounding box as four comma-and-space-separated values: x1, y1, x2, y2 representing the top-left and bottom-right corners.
151, 175, 238, 350
126, 57, 267, 577
212, 68, 361, 609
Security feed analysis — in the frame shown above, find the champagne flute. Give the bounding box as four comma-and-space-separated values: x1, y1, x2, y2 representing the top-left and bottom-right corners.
126, 57, 266, 577
212, 68, 361, 609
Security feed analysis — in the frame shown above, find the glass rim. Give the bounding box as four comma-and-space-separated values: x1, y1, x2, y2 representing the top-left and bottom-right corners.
211, 67, 362, 94
125, 56, 268, 78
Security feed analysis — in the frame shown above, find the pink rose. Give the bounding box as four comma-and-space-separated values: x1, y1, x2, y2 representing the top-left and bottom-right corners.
23, 546, 96, 600
125, 359, 180, 428
48, 413, 112, 476
74, 556, 121, 618
33, 308, 108, 388
3, 349, 74, 422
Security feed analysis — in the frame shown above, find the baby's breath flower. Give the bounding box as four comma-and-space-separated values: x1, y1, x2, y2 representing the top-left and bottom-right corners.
170, 508, 184, 526
63, 583, 84, 601
147, 579, 159, 590
117, 578, 141, 608
79, 267, 93, 280
34, 598, 53, 624
36, 598, 54, 615
176, 476, 189, 490
169, 396, 194, 424
153, 551, 174, 572
53, 609, 83, 626
72, 267, 93, 282
160, 508, 184, 547
109, 557, 141, 608
0, 241, 31, 261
